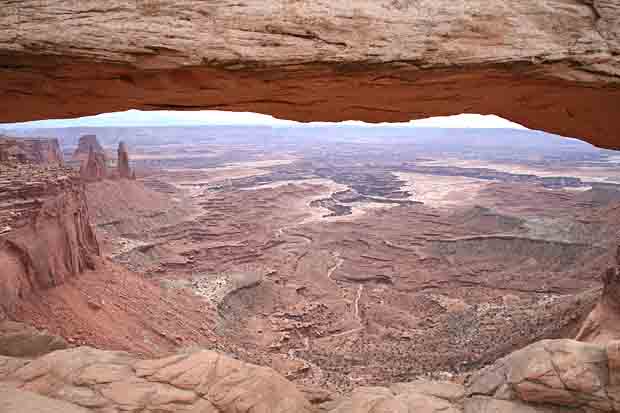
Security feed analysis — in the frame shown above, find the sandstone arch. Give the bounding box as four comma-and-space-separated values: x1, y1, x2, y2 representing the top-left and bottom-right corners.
0, 1, 618, 149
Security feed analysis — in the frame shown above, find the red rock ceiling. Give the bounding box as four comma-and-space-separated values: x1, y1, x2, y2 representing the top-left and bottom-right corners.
1, 0, 619, 149
1, 56, 619, 149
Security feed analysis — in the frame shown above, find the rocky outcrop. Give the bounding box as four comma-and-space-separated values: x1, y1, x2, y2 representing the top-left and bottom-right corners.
79, 147, 107, 182
0, 163, 100, 314
466, 339, 618, 413
0, 321, 67, 358
4, 338, 619, 412
0, 346, 312, 412
0, 2, 619, 149
576, 246, 620, 344
323, 380, 464, 413
323, 338, 620, 412
116, 141, 131, 179
0, 136, 63, 165
72, 135, 105, 162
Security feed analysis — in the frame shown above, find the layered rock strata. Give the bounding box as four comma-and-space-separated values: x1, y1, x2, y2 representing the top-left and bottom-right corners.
0, 1, 619, 148
80, 147, 107, 182
0, 162, 100, 315
0, 136, 63, 165
73, 135, 105, 162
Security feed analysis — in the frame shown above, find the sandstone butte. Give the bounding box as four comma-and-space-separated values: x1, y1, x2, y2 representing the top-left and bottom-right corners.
2, 2, 620, 413
0, 1, 619, 149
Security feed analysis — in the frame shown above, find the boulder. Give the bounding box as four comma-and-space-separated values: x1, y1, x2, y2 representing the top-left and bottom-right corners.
468, 339, 616, 412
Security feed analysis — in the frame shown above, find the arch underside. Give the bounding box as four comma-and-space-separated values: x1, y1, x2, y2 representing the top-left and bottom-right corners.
1, 0, 619, 148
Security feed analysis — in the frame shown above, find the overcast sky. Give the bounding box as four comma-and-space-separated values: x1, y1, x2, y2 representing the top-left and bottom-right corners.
0, 110, 528, 129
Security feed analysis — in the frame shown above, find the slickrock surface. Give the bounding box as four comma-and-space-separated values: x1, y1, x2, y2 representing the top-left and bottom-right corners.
0, 346, 312, 413
322, 338, 620, 412
2, 337, 620, 412
0, 136, 62, 165
0, 162, 99, 314
1, 2, 619, 148
465, 338, 620, 413
116, 141, 131, 179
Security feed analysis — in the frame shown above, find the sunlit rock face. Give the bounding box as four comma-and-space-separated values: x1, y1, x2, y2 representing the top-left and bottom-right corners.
0, 1, 619, 149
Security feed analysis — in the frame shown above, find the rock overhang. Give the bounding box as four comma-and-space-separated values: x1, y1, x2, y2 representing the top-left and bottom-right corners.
0, 1, 619, 149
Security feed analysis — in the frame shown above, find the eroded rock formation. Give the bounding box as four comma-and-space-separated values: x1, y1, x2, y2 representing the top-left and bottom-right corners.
79, 147, 107, 182
0, 346, 312, 413
0, 161, 100, 315
0, 136, 63, 165
72, 135, 105, 162
0, 2, 619, 149
116, 141, 131, 179
576, 247, 620, 344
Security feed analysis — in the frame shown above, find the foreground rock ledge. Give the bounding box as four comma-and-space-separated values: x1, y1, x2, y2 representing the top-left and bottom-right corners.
2, 338, 620, 412
1, 1, 619, 149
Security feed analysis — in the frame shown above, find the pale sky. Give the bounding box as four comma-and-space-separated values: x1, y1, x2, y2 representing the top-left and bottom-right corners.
0, 110, 528, 129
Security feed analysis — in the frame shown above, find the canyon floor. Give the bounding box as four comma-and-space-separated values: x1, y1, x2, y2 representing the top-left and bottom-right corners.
10, 126, 620, 396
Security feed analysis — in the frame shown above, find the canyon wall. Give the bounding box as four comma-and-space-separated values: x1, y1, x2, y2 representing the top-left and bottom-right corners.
0, 1, 619, 148
0, 136, 63, 165
0, 160, 99, 316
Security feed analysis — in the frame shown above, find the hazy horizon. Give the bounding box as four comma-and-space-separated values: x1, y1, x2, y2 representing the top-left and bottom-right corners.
0, 110, 529, 130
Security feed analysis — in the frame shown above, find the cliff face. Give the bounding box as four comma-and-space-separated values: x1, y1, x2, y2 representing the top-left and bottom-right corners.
0, 1, 619, 149
73, 135, 105, 162
0, 163, 100, 315
80, 147, 107, 182
0, 136, 63, 165
576, 246, 620, 344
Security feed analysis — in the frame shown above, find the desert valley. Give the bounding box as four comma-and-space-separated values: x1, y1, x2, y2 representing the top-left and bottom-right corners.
1, 120, 620, 412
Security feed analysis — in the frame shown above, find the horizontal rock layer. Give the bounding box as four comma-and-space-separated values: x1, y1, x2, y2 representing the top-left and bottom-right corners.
0, 1, 619, 149
0, 136, 62, 165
